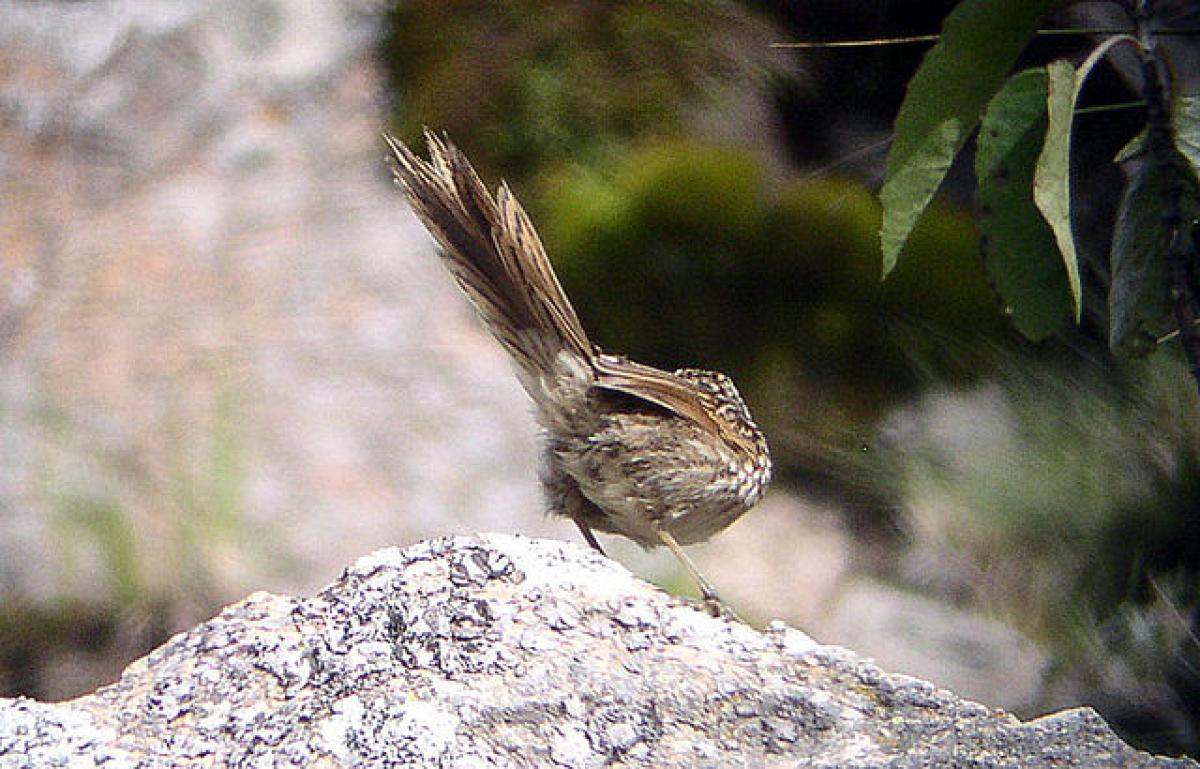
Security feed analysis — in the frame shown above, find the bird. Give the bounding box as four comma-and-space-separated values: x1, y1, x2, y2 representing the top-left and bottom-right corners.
385, 131, 771, 615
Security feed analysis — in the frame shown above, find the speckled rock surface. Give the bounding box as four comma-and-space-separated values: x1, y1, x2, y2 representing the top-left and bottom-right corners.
0, 535, 1193, 768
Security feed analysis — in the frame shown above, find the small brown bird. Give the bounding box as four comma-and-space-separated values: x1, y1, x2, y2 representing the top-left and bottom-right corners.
386, 132, 771, 614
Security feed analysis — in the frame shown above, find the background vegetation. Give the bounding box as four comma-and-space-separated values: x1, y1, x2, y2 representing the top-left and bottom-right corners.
2, 0, 1197, 759
383, 0, 1200, 756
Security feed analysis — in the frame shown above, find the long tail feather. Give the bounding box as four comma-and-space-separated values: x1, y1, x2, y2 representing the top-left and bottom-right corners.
385, 132, 593, 384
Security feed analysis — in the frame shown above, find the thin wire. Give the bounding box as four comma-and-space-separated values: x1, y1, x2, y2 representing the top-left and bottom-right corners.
771, 26, 1200, 50
801, 135, 893, 181
1075, 100, 1146, 116
771, 34, 938, 49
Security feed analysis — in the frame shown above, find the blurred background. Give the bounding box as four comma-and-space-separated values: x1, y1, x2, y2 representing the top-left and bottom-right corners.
2, 0, 1199, 757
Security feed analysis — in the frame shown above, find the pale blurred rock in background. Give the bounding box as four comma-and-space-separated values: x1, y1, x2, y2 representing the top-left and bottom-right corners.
0, 0, 1053, 719
1, 0, 553, 695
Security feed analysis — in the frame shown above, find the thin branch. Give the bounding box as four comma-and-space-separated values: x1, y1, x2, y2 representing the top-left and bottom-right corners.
771, 34, 938, 49
1155, 317, 1200, 345
771, 26, 1200, 49
1036, 26, 1200, 37
1135, 0, 1200, 395
1148, 576, 1200, 657
1074, 100, 1146, 116
800, 135, 893, 181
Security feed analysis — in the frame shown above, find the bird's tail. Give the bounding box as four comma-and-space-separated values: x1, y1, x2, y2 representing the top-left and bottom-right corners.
386, 132, 594, 401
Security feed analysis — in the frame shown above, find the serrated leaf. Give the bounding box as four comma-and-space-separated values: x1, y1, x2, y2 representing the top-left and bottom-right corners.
880, 0, 1065, 277
976, 68, 1071, 340
1109, 163, 1175, 356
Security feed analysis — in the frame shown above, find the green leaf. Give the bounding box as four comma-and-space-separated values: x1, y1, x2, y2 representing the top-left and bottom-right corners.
1113, 95, 1200, 167
880, 0, 1064, 277
1032, 59, 1082, 321
1109, 162, 1175, 356
976, 68, 1071, 340
1033, 36, 1138, 322
1172, 94, 1200, 181
1113, 129, 1146, 164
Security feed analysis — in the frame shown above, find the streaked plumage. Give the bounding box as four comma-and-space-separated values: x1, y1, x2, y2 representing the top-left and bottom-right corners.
386, 132, 771, 610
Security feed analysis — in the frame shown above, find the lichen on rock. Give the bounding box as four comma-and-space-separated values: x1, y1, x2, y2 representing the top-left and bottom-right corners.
0, 534, 1193, 768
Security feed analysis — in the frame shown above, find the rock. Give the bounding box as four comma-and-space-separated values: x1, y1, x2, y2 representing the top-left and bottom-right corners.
0, 536, 1192, 768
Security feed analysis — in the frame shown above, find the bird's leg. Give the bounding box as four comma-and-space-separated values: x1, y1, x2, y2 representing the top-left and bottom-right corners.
656, 529, 741, 621
575, 520, 607, 556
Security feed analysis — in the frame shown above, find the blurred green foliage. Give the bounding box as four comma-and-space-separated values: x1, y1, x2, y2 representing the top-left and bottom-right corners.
872, 354, 1200, 752
382, 3, 1200, 752
537, 140, 1009, 461
383, 0, 768, 181
51, 494, 143, 608
382, 0, 1015, 470
170, 383, 245, 584
881, 355, 1200, 619
1, 382, 246, 698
